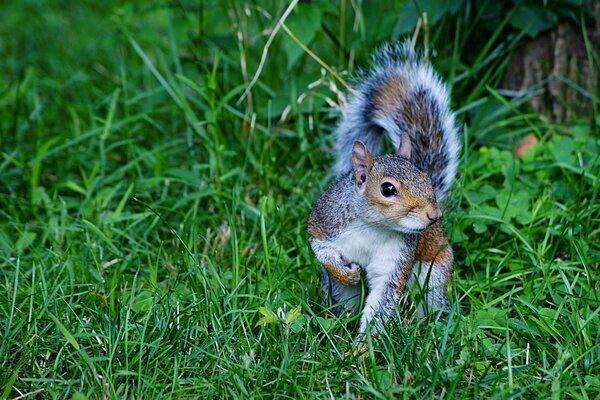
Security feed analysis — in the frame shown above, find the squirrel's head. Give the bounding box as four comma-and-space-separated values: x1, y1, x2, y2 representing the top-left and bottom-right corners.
351, 137, 441, 234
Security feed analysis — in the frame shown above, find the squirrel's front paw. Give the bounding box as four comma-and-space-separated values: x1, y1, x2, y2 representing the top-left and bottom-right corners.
344, 262, 362, 285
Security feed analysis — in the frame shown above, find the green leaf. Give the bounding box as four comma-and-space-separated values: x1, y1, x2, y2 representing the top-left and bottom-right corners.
584, 375, 600, 389
109, 182, 134, 223
467, 184, 497, 204
16, 232, 36, 254
48, 312, 80, 351
289, 315, 308, 333
285, 305, 302, 324
255, 306, 278, 327
1, 365, 19, 400
393, 0, 464, 36
474, 307, 508, 334
473, 221, 487, 234
315, 316, 335, 331
571, 122, 590, 143
479, 205, 503, 220
82, 219, 122, 256
132, 290, 154, 313
509, 6, 558, 38
495, 190, 530, 222
284, 5, 324, 70
30, 186, 50, 207
65, 180, 87, 196
551, 136, 576, 165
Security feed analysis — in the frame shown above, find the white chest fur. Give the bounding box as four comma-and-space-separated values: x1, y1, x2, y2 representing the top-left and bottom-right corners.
332, 220, 407, 280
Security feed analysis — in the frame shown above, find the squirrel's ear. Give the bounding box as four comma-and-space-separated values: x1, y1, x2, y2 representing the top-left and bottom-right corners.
352, 140, 373, 189
398, 134, 412, 159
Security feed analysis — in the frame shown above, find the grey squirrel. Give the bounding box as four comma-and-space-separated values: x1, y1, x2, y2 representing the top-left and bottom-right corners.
307, 41, 460, 337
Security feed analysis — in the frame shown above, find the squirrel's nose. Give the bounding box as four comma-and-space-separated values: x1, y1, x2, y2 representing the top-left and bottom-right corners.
426, 207, 441, 223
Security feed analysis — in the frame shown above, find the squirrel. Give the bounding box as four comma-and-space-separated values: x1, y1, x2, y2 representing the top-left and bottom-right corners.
307, 41, 460, 337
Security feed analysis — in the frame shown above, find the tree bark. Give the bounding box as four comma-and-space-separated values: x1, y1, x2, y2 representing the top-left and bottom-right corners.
503, 4, 600, 122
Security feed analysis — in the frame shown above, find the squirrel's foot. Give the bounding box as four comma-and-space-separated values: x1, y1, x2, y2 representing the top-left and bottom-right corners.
344, 334, 372, 359
343, 341, 369, 359
343, 261, 362, 285
352, 341, 369, 358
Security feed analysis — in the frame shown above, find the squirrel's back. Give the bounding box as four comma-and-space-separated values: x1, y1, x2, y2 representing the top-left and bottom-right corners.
334, 41, 460, 202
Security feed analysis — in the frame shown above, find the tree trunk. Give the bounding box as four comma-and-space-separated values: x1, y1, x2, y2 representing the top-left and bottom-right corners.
503, 4, 600, 122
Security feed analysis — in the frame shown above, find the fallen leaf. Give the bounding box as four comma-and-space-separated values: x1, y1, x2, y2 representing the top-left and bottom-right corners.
515, 134, 538, 158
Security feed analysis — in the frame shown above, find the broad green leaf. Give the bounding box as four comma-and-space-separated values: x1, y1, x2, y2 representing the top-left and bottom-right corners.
509, 6, 558, 38
284, 4, 324, 70
467, 184, 496, 203
256, 306, 278, 327
473, 221, 487, 234
393, 0, 464, 36
285, 305, 302, 324
495, 190, 530, 222
315, 316, 335, 331
551, 136, 576, 165
474, 307, 508, 330
289, 315, 308, 333
132, 290, 153, 313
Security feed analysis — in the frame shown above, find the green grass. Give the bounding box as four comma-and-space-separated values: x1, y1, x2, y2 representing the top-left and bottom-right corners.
1, 1, 599, 398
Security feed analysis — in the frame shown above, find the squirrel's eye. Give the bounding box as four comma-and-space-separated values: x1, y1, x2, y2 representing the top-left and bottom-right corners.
380, 182, 397, 197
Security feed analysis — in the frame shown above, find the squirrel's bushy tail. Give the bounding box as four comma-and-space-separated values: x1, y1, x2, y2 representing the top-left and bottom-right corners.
334, 41, 460, 202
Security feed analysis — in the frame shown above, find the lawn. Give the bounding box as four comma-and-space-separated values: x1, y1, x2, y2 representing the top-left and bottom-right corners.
1, 1, 599, 398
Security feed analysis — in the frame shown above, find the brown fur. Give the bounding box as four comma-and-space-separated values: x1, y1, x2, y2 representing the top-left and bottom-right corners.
404, 92, 443, 174
323, 262, 356, 286
416, 222, 453, 279
374, 78, 443, 167
364, 170, 437, 227
307, 222, 326, 240
373, 76, 407, 113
